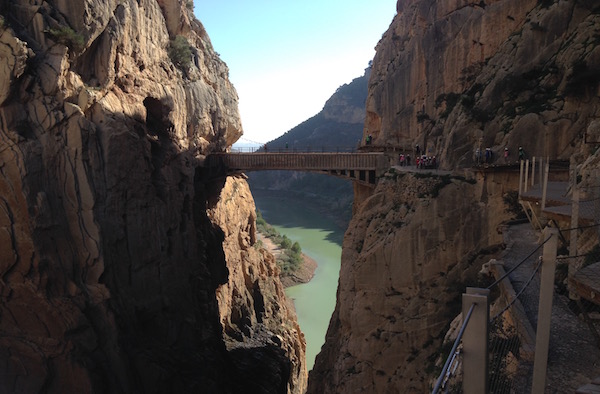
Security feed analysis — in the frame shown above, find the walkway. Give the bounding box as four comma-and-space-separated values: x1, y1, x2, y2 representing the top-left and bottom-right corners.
390, 164, 452, 176
499, 223, 600, 391
204, 151, 388, 187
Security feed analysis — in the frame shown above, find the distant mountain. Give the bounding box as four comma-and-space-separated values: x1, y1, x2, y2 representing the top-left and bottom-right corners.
247, 67, 371, 227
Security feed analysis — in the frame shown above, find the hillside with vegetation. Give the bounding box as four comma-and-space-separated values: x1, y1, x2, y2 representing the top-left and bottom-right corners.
247, 67, 370, 227
255, 210, 303, 274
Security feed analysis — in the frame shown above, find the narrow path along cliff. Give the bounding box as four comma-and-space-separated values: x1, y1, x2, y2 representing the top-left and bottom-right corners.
497, 223, 600, 391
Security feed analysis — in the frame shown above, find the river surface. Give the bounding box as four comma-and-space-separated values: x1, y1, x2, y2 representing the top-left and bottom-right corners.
252, 190, 344, 371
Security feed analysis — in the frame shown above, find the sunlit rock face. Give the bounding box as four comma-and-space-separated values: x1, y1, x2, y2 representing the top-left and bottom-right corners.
308, 171, 512, 392
309, 0, 600, 392
0, 1, 305, 393
364, 0, 600, 168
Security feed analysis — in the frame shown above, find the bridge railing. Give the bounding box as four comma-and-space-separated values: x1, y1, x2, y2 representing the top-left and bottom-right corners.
230, 146, 361, 153
210, 152, 386, 171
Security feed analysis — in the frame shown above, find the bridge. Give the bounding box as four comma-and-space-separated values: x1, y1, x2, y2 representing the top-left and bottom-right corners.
203, 151, 389, 187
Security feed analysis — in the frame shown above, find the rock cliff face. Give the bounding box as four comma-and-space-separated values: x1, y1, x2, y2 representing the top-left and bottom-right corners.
0, 1, 304, 393
365, 0, 600, 167
308, 171, 513, 392
309, 0, 600, 392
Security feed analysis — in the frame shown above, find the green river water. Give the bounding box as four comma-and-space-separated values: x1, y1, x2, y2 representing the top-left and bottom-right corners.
252, 190, 344, 371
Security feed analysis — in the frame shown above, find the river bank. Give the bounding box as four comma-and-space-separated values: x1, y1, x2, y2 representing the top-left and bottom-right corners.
257, 232, 318, 288
252, 190, 343, 370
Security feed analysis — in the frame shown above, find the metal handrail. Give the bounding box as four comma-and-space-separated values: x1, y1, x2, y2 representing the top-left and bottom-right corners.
432, 303, 476, 394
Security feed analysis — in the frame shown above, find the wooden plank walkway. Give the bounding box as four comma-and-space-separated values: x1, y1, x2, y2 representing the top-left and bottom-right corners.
518, 176, 600, 315
520, 182, 599, 224
520, 182, 572, 205
570, 262, 600, 307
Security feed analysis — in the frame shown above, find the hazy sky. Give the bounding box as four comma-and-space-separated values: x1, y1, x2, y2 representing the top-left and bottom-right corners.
194, 1, 397, 145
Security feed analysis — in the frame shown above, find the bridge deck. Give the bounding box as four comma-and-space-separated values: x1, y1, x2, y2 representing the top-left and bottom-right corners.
204, 152, 389, 186
209, 152, 386, 171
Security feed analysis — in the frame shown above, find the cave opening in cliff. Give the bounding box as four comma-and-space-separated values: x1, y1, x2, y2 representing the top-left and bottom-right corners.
143, 97, 172, 137
144, 97, 175, 200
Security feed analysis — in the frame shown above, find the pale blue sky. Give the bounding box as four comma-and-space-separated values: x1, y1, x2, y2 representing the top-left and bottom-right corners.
195, 1, 397, 144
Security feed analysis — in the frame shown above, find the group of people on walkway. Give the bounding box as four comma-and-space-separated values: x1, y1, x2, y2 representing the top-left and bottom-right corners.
416, 155, 438, 169
398, 153, 439, 169
475, 146, 526, 165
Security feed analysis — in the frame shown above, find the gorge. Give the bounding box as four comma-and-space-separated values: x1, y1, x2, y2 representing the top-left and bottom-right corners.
2, 0, 600, 393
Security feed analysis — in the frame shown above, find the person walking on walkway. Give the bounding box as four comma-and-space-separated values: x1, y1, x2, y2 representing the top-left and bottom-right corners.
518, 146, 526, 161
485, 147, 492, 163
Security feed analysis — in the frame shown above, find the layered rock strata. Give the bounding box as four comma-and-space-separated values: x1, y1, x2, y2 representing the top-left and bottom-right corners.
0, 1, 305, 393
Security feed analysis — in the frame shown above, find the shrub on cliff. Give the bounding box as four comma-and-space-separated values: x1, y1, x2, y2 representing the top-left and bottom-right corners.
168, 35, 192, 70
47, 26, 85, 53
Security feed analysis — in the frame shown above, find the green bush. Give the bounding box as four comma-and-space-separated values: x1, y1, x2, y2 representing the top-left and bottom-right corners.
280, 235, 292, 249
291, 242, 301, 254
168, 35, 192, 70
47, 26, 85, 52
256, 209, 304, 274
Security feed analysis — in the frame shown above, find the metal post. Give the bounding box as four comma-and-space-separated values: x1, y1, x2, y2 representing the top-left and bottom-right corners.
524, 159, 530, 193
541, 158, 550, 212
519, 160, 524, 197
569, 188, 580, 299
531, 156, 536, 187
539, 156, 544, 191
463, 287, 489, 394
532, 227, 558, 394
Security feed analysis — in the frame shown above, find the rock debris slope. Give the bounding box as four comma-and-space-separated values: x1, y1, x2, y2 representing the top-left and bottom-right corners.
0, 1, 305, 393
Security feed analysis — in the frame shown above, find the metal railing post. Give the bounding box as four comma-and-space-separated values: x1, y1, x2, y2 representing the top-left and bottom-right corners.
531, 156, 536, 187
539, 156, 544, 193
524, 159, 530, 193
569, 188, 580, 299
532, 227, 558, 393
519, 160, 524, 197
463, 287, 490, 394
541, 158, 550, 212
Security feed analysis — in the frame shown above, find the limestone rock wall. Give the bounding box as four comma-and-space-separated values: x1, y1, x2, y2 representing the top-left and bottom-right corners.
308, 170, 514, 393
309, 0, 600, 392
0, 1, 304, 393
365, 0, 600, 168
208, 177, 307, 393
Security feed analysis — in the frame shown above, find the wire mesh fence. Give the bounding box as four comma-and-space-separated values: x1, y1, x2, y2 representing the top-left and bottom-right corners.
485, 233, 545, 394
